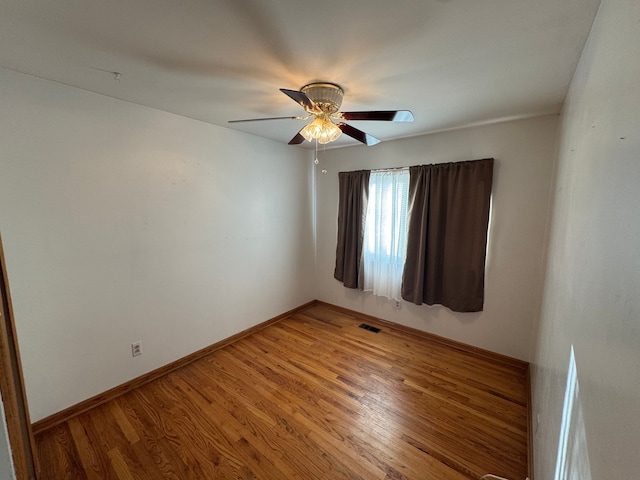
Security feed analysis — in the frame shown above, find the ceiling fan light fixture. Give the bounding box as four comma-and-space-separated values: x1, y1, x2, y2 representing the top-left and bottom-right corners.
300, 116, 342, 144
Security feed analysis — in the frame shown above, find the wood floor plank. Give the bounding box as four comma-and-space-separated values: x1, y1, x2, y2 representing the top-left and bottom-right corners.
85, 404, 165, 479
35, 303, 529, 479
132, 379, 250, 478
67, 416, 117, 480
191, 354, 362, 480
116, 393, 212, 479
36, 423, 88, 480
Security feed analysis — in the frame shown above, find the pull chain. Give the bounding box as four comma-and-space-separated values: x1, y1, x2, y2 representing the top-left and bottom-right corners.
314, 139, 319, 165
321, 141, 327, 174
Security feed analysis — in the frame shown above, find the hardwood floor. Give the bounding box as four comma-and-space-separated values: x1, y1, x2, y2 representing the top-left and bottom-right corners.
35, 304, 529, 479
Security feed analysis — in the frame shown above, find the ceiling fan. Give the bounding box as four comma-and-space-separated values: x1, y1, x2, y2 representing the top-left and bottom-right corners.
229, 82, 414, 146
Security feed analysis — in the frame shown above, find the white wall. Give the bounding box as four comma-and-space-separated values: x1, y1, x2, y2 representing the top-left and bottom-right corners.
0, 69, 315, 422
531, 1, 640, 478
314, 116, 557, 361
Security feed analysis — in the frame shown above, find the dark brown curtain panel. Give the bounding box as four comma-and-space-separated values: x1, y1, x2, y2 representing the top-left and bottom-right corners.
334, 170, 371, 289
401, 158, 494, 312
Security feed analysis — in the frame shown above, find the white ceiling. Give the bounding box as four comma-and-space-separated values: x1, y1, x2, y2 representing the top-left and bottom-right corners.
0, 0, 601, 148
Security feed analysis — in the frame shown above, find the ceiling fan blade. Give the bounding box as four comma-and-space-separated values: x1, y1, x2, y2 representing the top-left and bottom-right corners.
280, 88, 316, 111
288, 131, 306, 145
339, 110, 414, 122
228, 116, 300, 123
337, 123, 380, 146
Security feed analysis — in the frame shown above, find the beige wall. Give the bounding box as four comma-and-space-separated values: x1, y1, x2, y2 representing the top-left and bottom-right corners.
0, 69, 316, 422
314, 115, 558, 361
531, 0, 640, 478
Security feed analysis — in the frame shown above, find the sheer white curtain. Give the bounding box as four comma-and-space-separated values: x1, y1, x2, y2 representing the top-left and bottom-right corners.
362, 168, 409, 301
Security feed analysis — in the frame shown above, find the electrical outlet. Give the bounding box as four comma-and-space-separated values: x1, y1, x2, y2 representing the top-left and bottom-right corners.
394, 300, 401, 310
131, 341, 142, 357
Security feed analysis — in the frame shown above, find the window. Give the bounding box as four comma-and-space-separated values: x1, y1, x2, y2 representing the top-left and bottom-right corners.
334, 159, 493, 312
361, 168, 409, 301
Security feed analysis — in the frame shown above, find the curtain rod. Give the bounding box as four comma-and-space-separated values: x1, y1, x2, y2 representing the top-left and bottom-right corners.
344, 158, 494, 175
371, 166, 410, 173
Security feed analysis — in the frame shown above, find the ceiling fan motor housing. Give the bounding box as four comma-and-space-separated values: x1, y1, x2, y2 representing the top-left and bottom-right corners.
301, 82, 344, 115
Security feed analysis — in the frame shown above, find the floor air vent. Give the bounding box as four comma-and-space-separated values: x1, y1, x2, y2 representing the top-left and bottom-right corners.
359, 323, 381, 333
